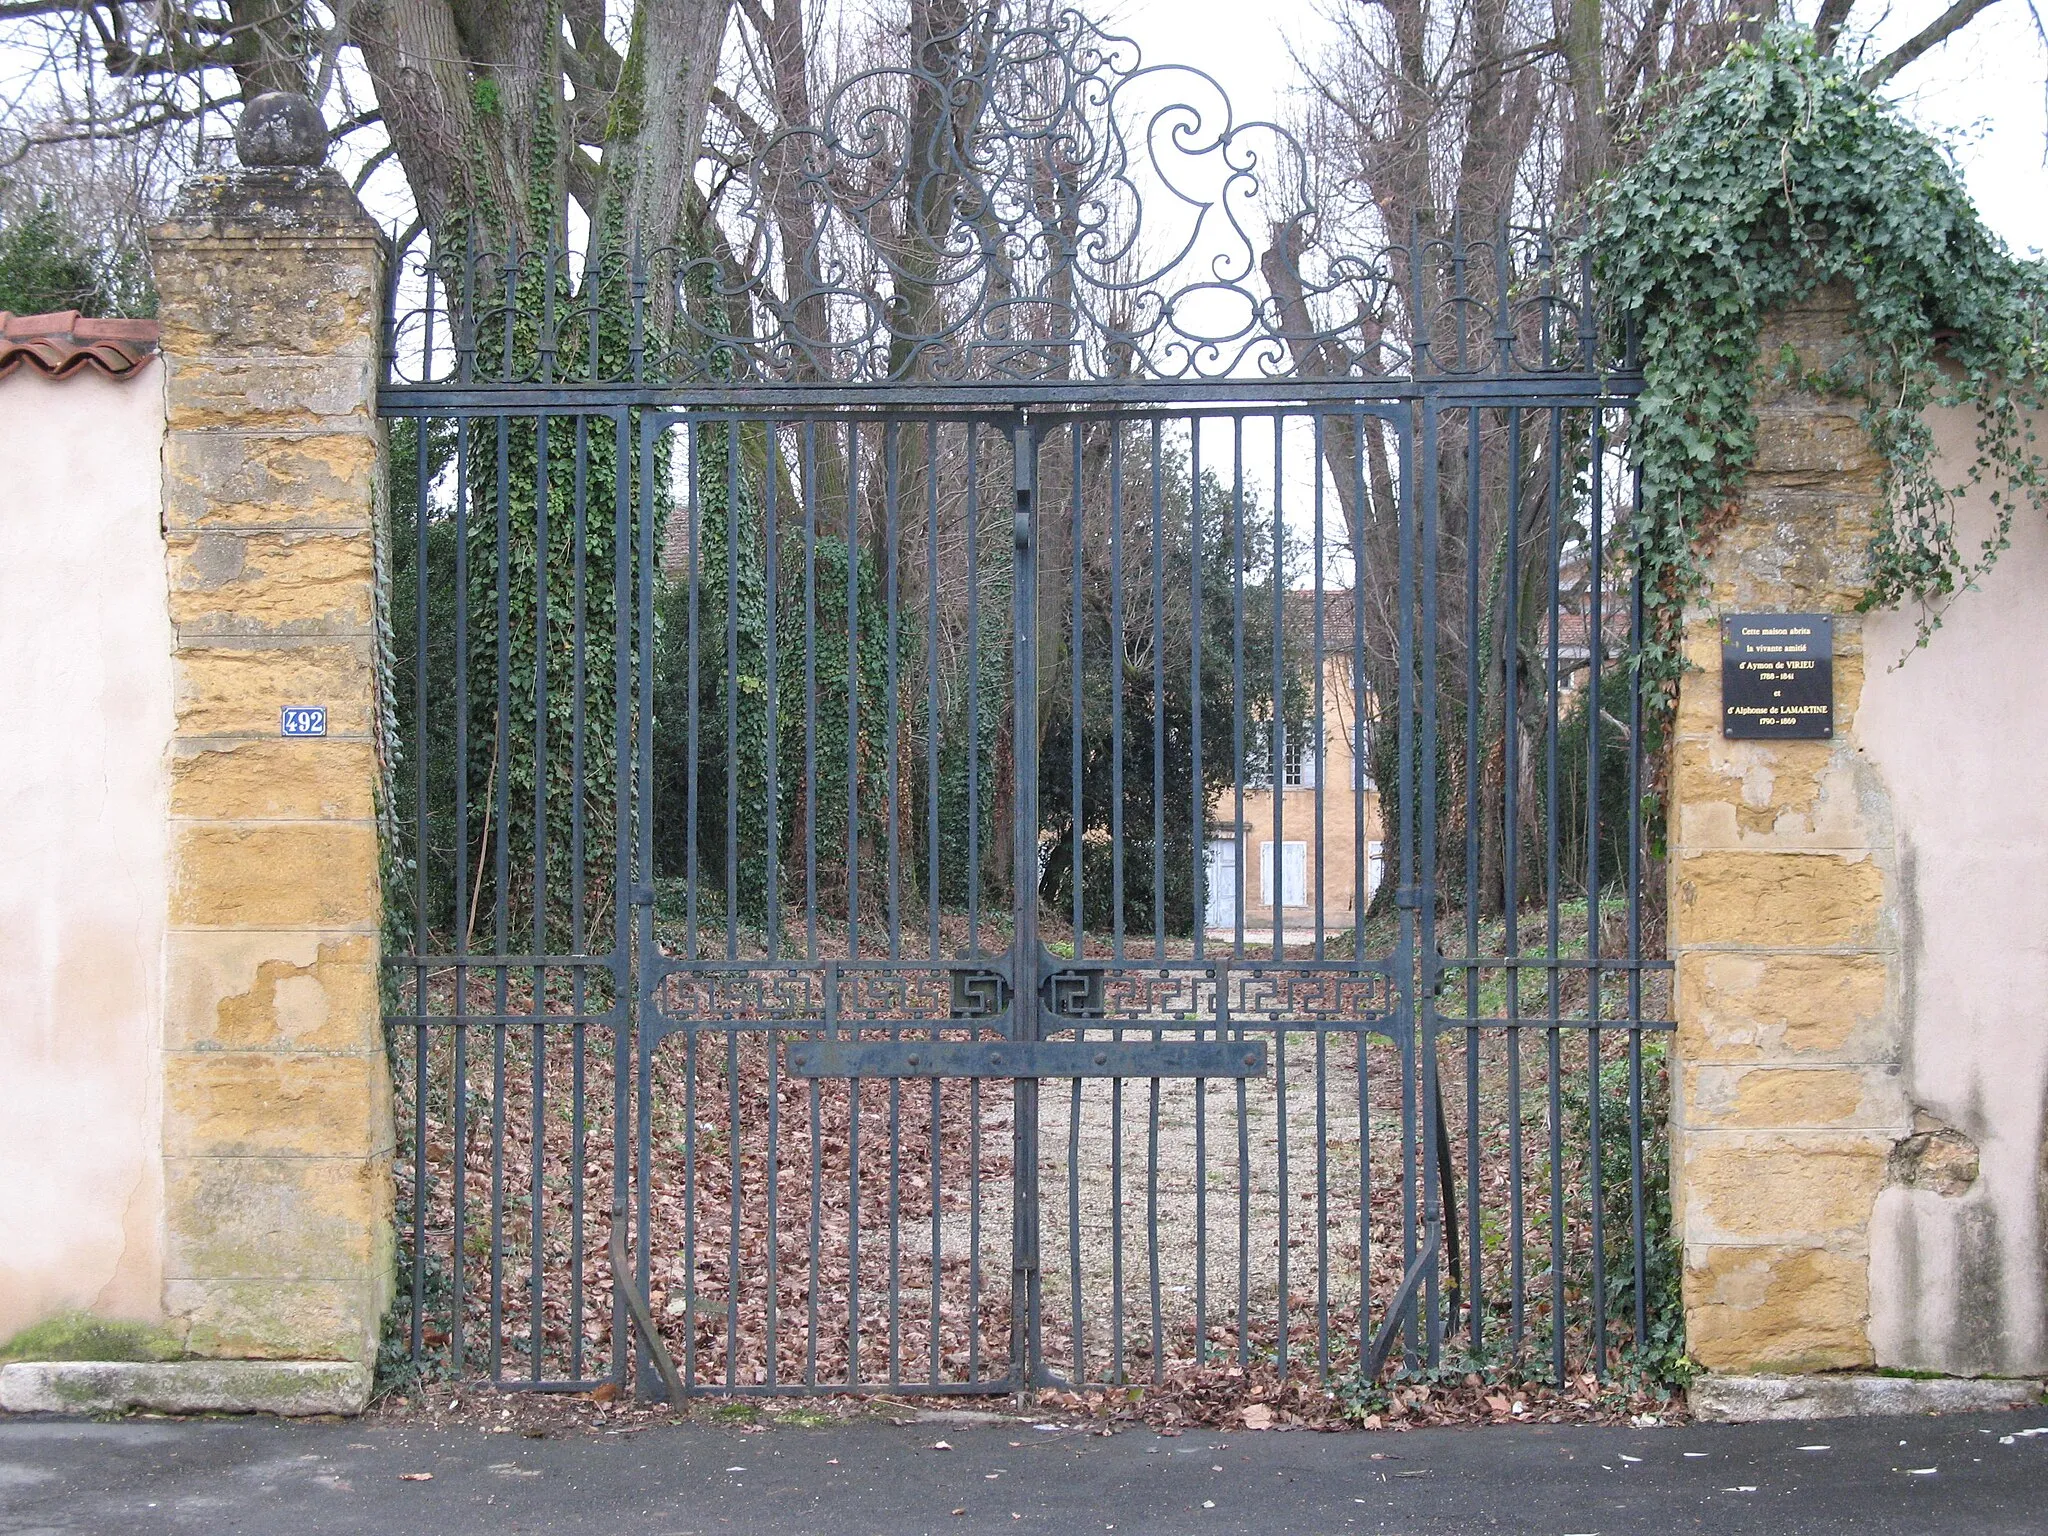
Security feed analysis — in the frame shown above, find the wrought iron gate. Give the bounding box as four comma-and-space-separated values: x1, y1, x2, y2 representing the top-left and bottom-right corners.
381, 5, 1669, 1401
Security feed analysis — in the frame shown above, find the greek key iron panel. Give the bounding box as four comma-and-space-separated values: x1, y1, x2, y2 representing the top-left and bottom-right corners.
1226, 967, 1396, 1025
836, 965, 1003, 1022
654, 966, 824, 1022
653, 963, 1017, 1026
949, 966, 1014, 1020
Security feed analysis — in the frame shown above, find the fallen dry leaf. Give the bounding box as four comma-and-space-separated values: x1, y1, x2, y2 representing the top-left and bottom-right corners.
399, 1472, 433, 1482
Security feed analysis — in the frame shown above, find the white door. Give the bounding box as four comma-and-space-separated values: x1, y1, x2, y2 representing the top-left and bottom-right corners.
1259, 841, 1308, 908
1204, 840, 1237, 926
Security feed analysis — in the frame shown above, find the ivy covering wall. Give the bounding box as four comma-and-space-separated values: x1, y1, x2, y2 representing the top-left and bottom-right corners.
1592, 27, 2048, 686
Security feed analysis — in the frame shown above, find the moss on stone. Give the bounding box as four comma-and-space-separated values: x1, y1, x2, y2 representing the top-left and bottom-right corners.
0, 1312, 183, 1363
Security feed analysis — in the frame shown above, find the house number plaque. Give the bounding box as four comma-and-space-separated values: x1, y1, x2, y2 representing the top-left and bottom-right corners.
1721, 613, 1833, 739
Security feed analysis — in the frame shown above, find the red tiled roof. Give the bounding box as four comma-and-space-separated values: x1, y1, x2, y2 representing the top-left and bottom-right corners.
0, 311, 160, 382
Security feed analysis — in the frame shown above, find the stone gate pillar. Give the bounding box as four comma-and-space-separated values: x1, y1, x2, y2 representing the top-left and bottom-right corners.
144, 140, 391, 1408
1668, 289, 1899, 1377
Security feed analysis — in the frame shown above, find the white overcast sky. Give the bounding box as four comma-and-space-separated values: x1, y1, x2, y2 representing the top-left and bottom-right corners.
1108, 0, 2048, 257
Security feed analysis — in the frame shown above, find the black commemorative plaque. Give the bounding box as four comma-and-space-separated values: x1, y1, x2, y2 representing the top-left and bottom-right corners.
1721, 613, 1833, 739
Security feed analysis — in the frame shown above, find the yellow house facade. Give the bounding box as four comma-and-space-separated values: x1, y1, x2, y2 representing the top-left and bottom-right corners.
1204, 595, 1386, 942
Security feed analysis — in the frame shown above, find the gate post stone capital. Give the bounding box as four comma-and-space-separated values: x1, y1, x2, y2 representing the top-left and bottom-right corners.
145, 165, 391, 1407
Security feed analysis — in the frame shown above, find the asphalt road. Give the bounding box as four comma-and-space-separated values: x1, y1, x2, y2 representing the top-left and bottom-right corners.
2, 1407, 2044, 1534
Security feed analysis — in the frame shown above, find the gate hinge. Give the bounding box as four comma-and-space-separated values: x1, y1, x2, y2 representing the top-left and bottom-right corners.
1393, 885, 1421, 910
629, 884, 657, 907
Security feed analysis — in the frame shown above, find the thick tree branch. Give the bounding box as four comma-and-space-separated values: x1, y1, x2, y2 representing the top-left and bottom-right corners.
1812, 0, 1856, 54
1862, 0, 2000, 86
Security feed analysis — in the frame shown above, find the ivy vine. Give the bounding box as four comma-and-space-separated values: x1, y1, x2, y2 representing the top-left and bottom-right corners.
1591, 26, 2048, 687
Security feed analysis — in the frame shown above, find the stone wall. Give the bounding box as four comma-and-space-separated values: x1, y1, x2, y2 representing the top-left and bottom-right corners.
0, 358, 174, 1344
148, 167, 392, 1373
1858, 401, 2048, 1377
1671, 286, 2048, 1378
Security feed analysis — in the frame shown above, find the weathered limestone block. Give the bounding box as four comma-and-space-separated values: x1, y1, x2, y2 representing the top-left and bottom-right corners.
165, 932, 379, 1052
0, 1359, 373, 1415
1676, 952, 1892, 1062
163, 354, 379, 432
1691, 1372, 2043, 1422
1686, 1064, 1906, 1131
1679, 1133, 1892, 1246
150, 163, 390, 1374
1672, 850, 1886, 948
170, 739, 379, 821
169, 823, 379, 928
1685, 1243, 1874, 1373
163, 1053, 391, 1159
167, 532, 375, 636
1671, 715, 1872, 852
163, 1156, 388, 1276
1695, 498, 1877, 609
164, 431, 380, 531
1749, 410, 1886, 488
151, 172, 382, 357
165, 1278, 387, 1363
173, 640, 375, 737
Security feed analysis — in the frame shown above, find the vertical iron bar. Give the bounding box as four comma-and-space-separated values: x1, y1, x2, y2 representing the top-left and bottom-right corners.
725, 421, 742, 960
766, 423, 782, 959
409, 410, 431, 1364
1231, 417, 1246, 961
803, 423, 820, 962
1151, 418, 1166, 961
1269, 414, 1288, 1366
1067, 420, 1086, 1375
1586, 407, 1609, 1376
1394, 406, 1419, 1367
568, 413, 589, 1382
846, 420, 862, 957
966, 425, 984, 950
530, 410, 550, 1383
1190, 420, 1206, 964
633, 414, 659, 1395
1110, 422, 1126, 963
1545, 406, 1568, 1387
1071, 423, 1085, 957
884, 420, 902, 961
1504, 407, 1526, 1355
489, 405, 511, 1380
1463, 407, 1484, 1358
1418, 400, 1443, 1365
727, 1029, 742, 1390
1626, 453, 1649, 1355
1312, 413, 1326, 960
684, 420, 702, 957
927, 420, 942, 963
609, 410, 632, 1388
1011, 419, 1041, 1388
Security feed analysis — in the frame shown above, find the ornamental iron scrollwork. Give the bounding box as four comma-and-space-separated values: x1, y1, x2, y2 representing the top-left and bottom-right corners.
383, 4, 1619, 390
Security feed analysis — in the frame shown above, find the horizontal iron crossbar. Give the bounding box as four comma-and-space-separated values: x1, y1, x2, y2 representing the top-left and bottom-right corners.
783, 1038, 1268, 1079
376, 376, 1643, 414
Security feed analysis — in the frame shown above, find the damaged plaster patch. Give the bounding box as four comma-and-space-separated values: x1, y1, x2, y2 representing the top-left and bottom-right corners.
1889, 1115, 1980, 1197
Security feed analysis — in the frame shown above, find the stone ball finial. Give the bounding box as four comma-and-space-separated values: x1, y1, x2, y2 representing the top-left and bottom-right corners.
235, 92, 328, 169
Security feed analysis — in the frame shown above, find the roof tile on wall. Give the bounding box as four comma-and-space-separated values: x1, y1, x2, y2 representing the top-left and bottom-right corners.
0, 311, 161, 382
